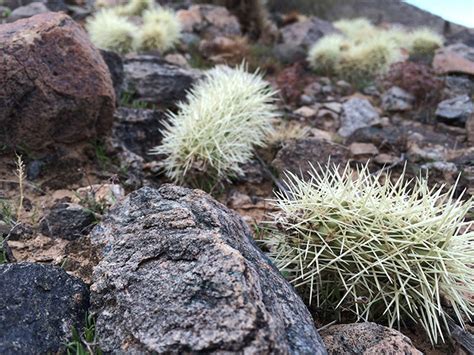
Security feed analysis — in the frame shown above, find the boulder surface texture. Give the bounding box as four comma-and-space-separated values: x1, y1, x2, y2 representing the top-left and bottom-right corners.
91, 185, 327, 354
0, 263, 89, 354
321, 322, 422, 355
0, 13, 115, 151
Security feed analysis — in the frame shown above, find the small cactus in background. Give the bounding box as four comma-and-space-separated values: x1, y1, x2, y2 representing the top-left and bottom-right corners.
150, 64, 278, 187
337, 36, 401, 85
86, 3, 181, 54
333, 17, 376, 41
308, 18, 443, 86
265, 163, 474, 344
114, 0, 153, 16
307, 34, 349, 75
86, 9, 138, 54
135, 7, 182, 52
408, 27, 444, 56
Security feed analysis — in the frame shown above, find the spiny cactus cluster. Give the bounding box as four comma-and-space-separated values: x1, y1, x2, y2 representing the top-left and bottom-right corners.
308, 18, 444, 83
409, 27, 444, 56
86, 0, 181, 54
86, 9, 138, 54
264, 163, 474, 344
150, 64, 278, 187
333, 18, 376, 41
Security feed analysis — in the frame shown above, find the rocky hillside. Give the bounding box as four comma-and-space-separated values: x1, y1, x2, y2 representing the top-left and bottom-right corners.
0, 1, 473, 354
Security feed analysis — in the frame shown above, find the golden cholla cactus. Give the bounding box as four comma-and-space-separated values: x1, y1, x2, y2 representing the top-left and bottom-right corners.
265, 163, 474, 344
150, 64, 278, 187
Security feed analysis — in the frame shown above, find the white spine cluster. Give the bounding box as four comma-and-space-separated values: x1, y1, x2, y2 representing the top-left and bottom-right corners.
308, 18, 443, 82
150, 64, 278, 184
86, 3, 181, 54
266, 163, 474, 344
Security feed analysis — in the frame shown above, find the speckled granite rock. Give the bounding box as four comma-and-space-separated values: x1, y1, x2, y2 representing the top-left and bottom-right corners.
90, 185, 327, 354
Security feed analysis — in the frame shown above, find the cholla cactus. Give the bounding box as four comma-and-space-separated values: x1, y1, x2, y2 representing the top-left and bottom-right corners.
114, 0, 152, 16
135, 7, 181, 52
408, 28, 444, 56
308, 18, 444, 85
265, 163, 474, 344
336, 36, 401, 84
86, 9, 138, 53
308, 24, 401, 84
333, 18, 376, 41
150, 64, 278, 185
307, 34, 350, 75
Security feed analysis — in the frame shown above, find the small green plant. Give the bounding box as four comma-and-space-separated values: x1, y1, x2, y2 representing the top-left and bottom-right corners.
67, 313, 102, 355
0, 239, 6, 264
86, 9, 138, 54
264, 162, 474, 344
1, 7, 11, 18
92, 140, 111, 171
119, 91, 149, 109
135, 7, 182, 52
0, 198, 14, 227
150, 63, 278, 187
15, 154, 25, 221
0, 155, 26, 264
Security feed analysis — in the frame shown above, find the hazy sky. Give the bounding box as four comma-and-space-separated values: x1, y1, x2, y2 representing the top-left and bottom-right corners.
404, 0, 474, 27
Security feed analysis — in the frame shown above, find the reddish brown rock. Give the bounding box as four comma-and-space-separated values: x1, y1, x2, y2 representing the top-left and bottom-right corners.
0, 13, 115, 151
177, 5, 241, 39
321, 322, 422, 355
433, 44, 474, 76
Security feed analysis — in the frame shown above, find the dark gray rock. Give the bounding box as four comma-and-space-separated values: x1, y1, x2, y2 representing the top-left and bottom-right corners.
272, 138, 349, 180
26, 159, 44, 180
1, 0, 66, 11
382, 86, 415, 112
444, 75, 474, 97
467, 113, 474, 145
338, 98, 380, 137
112, 107, 166, 160
272, 42, 307, 64
281, 16, 338, 50
123, 55, 202, 108
177, 4, 241, 39
90, 185, 327, 354
321, 322, 422, 355
347, 124, 465, 152
446, 28, 474, 47
278, 16, 338, 62
100, 49, 124, 100
40, 202, 95, 240
0, 263, 89, 354
435, 94, 474, 126
6, 2, 49, 22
